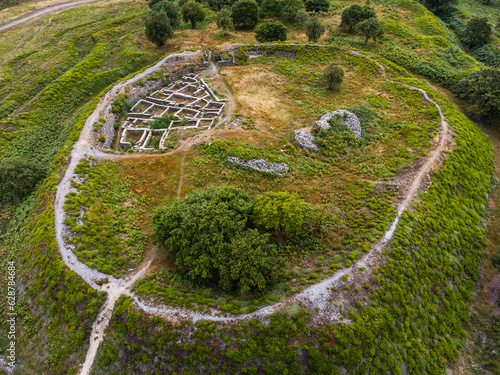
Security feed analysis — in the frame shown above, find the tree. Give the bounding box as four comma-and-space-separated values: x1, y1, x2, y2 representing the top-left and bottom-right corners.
255, 19, 287, 42
208, 0, 235, 11
356, 17, 383, 45
464, 17, 492, 49
145, 9, 173, 47
216, 7, 234, 36
148, 0, 164, 9
340, 4, 376, 32
323, 63, 344, 90
304, 0, 329, 13
260, 0, 281, 18
0, 157, 46, 201
295, 9, 309, 24
253, 192, 305, 232
232, 0, 259, 29
181, 0, 205, 29
305, 15, 325, 42
456, 67, 500, 119
152, 0, 181, 29
281, 0, 304, 21
152, 187, 283, 293
422, 0, 457, 13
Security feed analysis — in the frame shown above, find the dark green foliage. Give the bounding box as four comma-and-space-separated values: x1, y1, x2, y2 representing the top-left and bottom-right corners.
356, 17, 384, 45
216, 7, 234, 35
151, 0, 181, 29
322, 63, 344, 89
304, 0, 329, 12
0, 157, 46, 201
181, 0, 206, 28
422, 0, 457, 13
281, 0, 305, 21
340, 5, 376, 32
148, 0, 164, 8
471, 44, 500, 67
111, 94, 133, 117
456, 67, 500, 119
208, 0, 237, 11
464, 17, 492, 49
305, 16, 325, 42
255, 19, 288, 42
232, 0, 260, 29
150, 113, 175, 129
153, 187, 283, 293
491, 248, 500, 272
295, 9, 310, 24
260, 0, 281, 18
145, 9, 174, 47
253, 191, 305, 232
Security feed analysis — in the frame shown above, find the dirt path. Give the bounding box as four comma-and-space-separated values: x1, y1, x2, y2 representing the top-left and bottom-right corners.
47, 46, 455, 374
0, 0, 101, 32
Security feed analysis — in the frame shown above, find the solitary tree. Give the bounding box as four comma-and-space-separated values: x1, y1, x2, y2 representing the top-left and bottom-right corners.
152, 0, 181, 29
305, 15, 325, 42
260, 0, 281, 18
181, 0, 205, 28
253, 192, 305, 232
232, 0, 259, 29
281, 0, 304, 21
464, 17, 492, 49
340, 4, 376, 32
216, 7, 234, 36
255, 19, 287, 41
323, 63, 344, 90
456, 67, 500, 119
0, 157, 46, 201
295, 9, 309, 24
145, 9, 174, 47
304, 0, 329, 13
356, 17, 383, 45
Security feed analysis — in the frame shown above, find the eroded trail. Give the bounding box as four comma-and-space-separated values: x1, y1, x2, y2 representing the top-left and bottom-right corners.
49, 48, 454, 374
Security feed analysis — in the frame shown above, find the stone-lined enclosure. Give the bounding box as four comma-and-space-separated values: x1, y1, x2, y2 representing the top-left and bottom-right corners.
119, 73, 225, 151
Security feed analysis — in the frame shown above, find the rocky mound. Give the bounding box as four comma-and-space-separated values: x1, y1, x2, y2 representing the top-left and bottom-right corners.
227, 156, 289, 176
313, 110, 361, 138
295, 130, 318, 151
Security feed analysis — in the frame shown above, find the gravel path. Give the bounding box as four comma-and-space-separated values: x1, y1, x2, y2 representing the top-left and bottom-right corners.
0, 0, 101, 32
44, 44, 452, 374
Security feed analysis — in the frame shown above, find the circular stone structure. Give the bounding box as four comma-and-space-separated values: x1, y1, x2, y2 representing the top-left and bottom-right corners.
313, 109, 361, 138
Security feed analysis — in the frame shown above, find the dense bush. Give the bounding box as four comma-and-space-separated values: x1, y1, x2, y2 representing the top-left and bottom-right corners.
322, 63, 344, 89
304, 0, 329, 13
253, 191, 305, 232
255, 19, 288, 42
455, 67, 500, 119
0, 157, 46, 201
232, 0, 259, 29
153, 187, 284, 293
181, 0, 205, 28
145, 9, 173, 47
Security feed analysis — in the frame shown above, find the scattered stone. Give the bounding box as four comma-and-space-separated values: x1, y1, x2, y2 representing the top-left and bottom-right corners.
227, 156, 289, 176
313, 110, 361, 138
294, 130, 318, 151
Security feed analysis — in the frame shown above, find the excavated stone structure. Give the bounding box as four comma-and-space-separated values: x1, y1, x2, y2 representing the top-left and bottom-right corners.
119, 73, 225, 151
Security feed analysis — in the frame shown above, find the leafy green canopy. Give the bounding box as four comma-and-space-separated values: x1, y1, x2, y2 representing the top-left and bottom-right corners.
456, 67, 500, 119
356, 17, 384, 45
304, 0, 329, 13
340, 4, 375, 32
145, 9, 174, 47
322, 63, 344, 89
151, 0, 181, 29
253, 191, 305, 232
306, 15, 325, 42
216, 7, 234, 36
0, 157, 46, 201
255, 19, 288, 42
153, 187, 283, 294
181, 0, 205, 29
232, 0, 260, 29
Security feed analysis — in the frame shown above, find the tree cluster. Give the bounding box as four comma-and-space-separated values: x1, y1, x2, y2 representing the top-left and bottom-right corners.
145, 0, 182, 47
340, 4, 383, 45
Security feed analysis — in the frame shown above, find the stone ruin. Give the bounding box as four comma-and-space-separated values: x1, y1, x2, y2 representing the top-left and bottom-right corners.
227, 156, 289, 177
294, 130, 318, 151
313, 110, 362, 138
119, 73, 225, 151
295, 110, 362, 151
